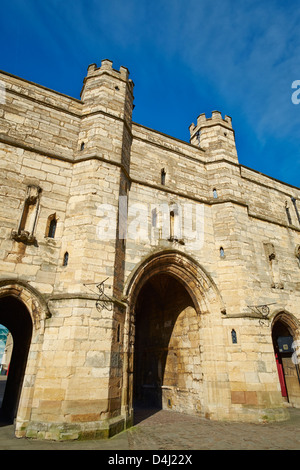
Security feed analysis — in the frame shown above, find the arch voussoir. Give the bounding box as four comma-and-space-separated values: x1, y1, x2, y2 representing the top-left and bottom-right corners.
0, 280, 50, 331
125, 250, 224, 316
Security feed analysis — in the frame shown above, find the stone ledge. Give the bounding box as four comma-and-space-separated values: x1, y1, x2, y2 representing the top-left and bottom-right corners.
15, 415, 126, 441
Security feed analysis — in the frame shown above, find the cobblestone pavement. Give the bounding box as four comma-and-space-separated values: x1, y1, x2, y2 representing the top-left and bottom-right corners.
1, 406, 300, 451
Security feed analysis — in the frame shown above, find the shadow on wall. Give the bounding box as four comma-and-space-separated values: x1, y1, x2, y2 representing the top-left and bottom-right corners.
133, 273, 197, 422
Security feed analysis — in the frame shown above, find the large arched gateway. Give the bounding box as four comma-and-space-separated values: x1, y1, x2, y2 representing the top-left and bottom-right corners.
122, 250, 227, 423
133, 272, 201, 413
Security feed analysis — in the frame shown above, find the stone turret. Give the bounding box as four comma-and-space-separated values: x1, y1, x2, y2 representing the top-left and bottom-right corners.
78, 59, 134, 172
189, 111, 239, 164
61, 60, 134, 296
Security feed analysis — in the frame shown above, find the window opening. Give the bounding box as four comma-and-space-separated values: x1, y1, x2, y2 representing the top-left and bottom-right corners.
220, 247, 225, 258
63, 252, 69, 266
231, 329, 237, 344
46, 214, 57, 238
213, 188, 218, 199
161, 168, 166, 185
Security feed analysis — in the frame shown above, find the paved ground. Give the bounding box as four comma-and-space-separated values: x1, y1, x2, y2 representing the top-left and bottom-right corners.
0, 406, 300, 451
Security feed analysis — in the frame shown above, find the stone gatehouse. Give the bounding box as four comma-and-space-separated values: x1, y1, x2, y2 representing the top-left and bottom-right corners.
0, 59, 299, 440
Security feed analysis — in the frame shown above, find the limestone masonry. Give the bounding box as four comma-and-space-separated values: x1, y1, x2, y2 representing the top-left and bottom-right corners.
0, 59, 299, 440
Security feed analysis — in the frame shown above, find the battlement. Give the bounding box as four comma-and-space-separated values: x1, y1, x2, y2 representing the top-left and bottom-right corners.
80, 58, 135, 126
84, 59, 134, 90
189, 111, 233, 136
189, 111, 238, 163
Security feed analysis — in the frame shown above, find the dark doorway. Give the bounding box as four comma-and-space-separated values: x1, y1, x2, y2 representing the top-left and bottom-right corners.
133, 273, 196, 422
272, 319, 300, 407
0, 296, 32, 422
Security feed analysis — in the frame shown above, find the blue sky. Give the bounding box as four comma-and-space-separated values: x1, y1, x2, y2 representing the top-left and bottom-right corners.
0, 326, 8, 364
1, 0, 300, 188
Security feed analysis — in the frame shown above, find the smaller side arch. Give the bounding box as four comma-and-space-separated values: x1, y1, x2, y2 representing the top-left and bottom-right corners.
0, 280, 51, 431
0, 296, 33, 422
271, 310, 300, 407
270, 310, 300, 339
0, 280, 51, 331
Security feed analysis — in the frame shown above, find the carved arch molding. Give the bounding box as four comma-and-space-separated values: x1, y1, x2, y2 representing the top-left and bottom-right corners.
125, 250, 225, 316
0, 280, 51, 331
271, 310, 300, 339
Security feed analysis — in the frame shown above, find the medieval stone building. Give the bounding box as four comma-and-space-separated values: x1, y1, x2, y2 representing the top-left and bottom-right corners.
0, 59, 299, 440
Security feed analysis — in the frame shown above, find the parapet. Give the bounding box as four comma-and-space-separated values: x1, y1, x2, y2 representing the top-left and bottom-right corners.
189, 111, 238, 162
81, 59, 134, 102
189, 111, 233, 136
85, 59, 132, 84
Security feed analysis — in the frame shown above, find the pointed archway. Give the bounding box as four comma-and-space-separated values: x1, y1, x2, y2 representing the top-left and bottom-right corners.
0, 280, 50, 436
272, 312, 300, 408
122, 250, 225, 424
133, 272, 198, 417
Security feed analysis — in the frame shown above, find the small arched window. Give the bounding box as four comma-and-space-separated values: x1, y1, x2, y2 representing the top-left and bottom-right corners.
80, 142, 85, 151
63, 251, 69, 266
220, 247, 225, 258
213, 188, 218, 199
46, 214, 57, 238
161, 168, 166, 185
231, 329, 237, 344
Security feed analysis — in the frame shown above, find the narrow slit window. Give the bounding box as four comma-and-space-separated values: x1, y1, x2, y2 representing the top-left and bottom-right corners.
220, 247, 225, 258
161, 168, 166, 185
46, 215, 57, 238
231, 329, 237, 344
80, 142, 85, 151
213, 188, 218, 199
48, 218, 57, 238
63, 252, 69, 266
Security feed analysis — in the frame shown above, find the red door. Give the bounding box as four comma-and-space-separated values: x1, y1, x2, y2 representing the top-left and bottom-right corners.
275, 353, 288, 397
